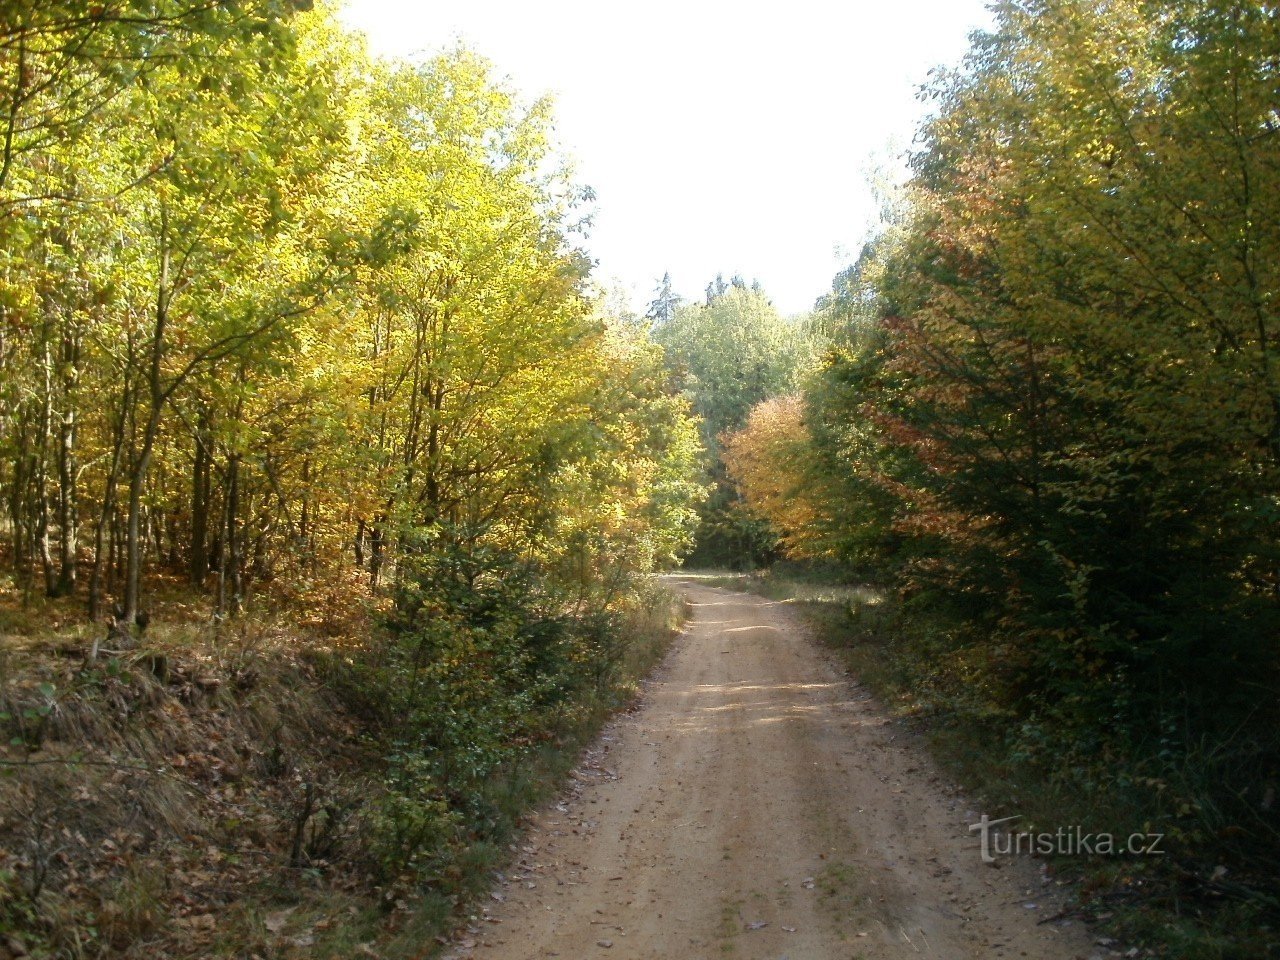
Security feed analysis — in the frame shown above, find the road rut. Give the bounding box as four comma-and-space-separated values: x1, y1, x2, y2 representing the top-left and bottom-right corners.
446, 578, 1096, 959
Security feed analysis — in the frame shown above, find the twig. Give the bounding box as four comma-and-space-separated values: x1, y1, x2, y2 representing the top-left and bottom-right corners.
0, 756, 194, 787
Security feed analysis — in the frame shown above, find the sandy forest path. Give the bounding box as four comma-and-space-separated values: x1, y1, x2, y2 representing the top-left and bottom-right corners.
445, 578, 1097, 959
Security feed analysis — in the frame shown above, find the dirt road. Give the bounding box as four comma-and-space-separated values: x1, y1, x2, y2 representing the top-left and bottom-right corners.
446, 578, 1098, 959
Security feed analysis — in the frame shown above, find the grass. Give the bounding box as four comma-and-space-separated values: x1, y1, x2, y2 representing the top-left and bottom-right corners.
815, 860, 865, 935
0, 569, 687, 960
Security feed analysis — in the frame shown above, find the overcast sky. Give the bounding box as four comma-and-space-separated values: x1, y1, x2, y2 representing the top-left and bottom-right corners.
337, 0, 995, 315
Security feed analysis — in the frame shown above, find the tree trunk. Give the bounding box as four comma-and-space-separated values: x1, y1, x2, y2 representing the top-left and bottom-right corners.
87, 468, 118, 621
123, 222, 171, 626
7, 418, 32, 589
53, 301, 80, 597
166, 512, 179, 568
299, 456, 312, 570
216, 452, 241, 616
122, 240, 170, 624
110, 503, 122, 589
189, 407, 211, 586
228, 453, 241, 614
369, 513, 385, 588
92, 376, 132, 622
122, 421, 157, 624
54, 336, 78, 596
35, 335, 56, 597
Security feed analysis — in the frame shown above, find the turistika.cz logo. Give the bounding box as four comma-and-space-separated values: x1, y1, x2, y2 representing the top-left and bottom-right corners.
968, 815, 1165, 864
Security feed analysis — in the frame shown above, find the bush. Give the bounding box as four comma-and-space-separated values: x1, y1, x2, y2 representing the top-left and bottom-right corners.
346, 540, 681, 895
369, 755, 463, 885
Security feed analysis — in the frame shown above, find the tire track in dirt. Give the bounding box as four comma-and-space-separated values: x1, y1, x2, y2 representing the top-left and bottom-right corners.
444, 579, 1097, 959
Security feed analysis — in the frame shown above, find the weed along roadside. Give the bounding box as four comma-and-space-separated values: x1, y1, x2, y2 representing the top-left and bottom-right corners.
719, 566, 1279, 960
0, 574, 686, 958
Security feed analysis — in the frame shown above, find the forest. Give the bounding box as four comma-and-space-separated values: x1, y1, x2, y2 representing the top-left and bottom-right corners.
0, 1, 707, 955
0, 1, 1276, 958
723, 2, 1279, 954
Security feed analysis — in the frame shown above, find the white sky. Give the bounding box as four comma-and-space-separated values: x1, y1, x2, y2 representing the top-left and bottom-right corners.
337, 0, 995, 316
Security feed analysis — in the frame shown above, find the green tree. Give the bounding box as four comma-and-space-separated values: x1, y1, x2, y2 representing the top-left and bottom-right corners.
797, 0, 1280, 897
653, 283, 818, 565
644, 271, 682, 327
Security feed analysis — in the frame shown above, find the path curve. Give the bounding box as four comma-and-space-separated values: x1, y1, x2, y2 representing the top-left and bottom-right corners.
446, 578, 1096, 960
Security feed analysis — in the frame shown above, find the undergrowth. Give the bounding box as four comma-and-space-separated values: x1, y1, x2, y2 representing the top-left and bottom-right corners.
720, 565, 1280, 960
0, 567, 683, 959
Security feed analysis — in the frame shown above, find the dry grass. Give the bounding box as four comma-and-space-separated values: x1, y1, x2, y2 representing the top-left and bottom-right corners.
0, 568, 688, 959
0, 570, 384, 959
